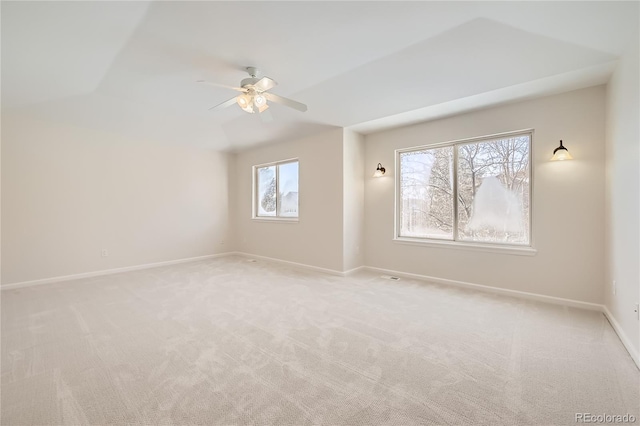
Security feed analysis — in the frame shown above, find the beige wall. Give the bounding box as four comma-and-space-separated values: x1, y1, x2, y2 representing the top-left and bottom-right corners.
343, 130, 365, 271
364, 86, 607, 304
233, 129, 345, 272
1, 114, 232, 284
605, 37, 640, 354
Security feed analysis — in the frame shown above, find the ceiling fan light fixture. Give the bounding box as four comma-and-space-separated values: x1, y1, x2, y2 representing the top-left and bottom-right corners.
236, 94, 251, 108
254, 93, 267, 107
257, 103, 269, 113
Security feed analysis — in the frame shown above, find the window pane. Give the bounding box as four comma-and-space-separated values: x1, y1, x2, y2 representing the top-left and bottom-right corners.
257, 165, 276, 217
457, 135, 530, 244
399, 147, 454, 239
278, 161, 299, 217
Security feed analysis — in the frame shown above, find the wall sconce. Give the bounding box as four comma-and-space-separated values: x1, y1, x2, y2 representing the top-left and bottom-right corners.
550, 140, 573, 161
373, 163, 386, 177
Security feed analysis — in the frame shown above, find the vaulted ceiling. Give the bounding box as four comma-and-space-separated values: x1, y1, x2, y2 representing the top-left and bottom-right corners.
2, 1, 638, 151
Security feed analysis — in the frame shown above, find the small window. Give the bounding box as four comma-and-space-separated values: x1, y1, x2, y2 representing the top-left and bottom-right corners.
397, 131, 531, 247
254, 159, 299, 219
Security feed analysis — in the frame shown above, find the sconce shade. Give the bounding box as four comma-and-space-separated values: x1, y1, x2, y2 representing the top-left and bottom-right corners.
551, 140, 573, 161
373, 163, 386, 177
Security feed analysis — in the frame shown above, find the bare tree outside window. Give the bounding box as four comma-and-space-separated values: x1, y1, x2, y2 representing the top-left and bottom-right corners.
398, 132, 531, 246
257, 166, 276, 217
399, 147, 453, 239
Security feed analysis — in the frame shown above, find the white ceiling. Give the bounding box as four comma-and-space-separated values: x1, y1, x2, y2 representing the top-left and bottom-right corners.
2, 1, 638, 151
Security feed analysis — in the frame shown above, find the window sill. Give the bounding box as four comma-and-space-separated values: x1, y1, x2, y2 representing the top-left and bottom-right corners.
252, 217, 299, 223
393, 237, 537, 256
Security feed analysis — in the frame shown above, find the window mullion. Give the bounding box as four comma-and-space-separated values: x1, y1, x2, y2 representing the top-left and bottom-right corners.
275, 164, 280, 217
453, 145, 459, 242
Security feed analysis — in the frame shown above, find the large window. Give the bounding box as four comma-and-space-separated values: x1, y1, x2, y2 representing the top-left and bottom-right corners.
398, 131, 531, 246
254, 159, 299, 219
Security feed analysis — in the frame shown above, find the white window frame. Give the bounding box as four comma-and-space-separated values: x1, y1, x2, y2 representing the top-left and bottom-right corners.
394, 129, 536, 256
252, 158, 299, 222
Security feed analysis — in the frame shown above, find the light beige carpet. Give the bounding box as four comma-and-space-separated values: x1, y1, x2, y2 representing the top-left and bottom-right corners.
2, 256, 638, 425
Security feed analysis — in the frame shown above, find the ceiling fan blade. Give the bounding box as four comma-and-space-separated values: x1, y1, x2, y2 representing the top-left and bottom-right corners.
209, 97, 238, 111
197, 80, 246, 92
254, 77, 277, 92
264, 93, 307, 112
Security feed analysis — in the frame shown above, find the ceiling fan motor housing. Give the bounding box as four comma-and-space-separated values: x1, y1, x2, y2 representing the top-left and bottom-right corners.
241, 77, 260, 89
241, 66, 261, 88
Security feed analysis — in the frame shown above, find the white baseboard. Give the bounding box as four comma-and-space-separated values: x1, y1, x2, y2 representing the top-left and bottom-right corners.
230, 252, 347, 276
229, 254, 601, 311
3, 251, 358, 290
1, 253, 233, 291
362, 266, 604, 311
603, 306, 640, 370
343, 266, 366, 276
231, 252, 365, 277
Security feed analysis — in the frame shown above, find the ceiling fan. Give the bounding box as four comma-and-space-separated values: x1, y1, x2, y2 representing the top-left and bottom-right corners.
198, 67, 307, 114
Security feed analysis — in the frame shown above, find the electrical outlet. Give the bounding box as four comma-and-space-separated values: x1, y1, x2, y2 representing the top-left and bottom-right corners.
612, 280, 617, 295
220, 240, 225, 245
101, 248, 109, 257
